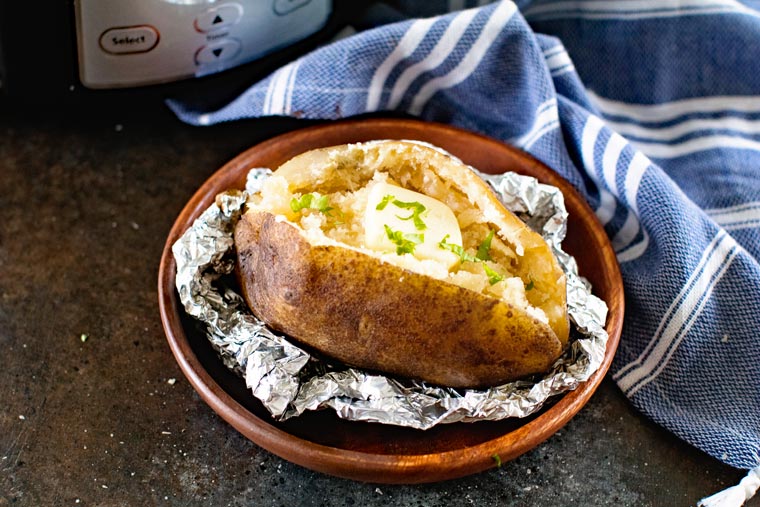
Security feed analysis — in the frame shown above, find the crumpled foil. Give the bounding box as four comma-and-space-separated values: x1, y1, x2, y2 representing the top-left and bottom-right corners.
173, 167, 609, 430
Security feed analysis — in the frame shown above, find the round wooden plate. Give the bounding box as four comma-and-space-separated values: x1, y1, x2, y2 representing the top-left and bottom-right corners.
158, 118, 624, 483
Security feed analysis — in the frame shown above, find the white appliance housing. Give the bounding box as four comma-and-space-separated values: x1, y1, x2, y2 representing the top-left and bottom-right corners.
75, 0, 331, 88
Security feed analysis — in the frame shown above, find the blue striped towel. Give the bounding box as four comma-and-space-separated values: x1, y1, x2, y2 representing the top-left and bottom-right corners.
169, 1, 760, 503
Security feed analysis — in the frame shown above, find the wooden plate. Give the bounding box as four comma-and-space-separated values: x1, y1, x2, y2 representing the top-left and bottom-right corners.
158, 118, 624, 483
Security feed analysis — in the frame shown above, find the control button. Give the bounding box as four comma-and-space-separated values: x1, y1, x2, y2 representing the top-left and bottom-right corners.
195, 39, 241, 65
99, 25, 159, 55
195, 3, 244, 32
273, 0, 312, 15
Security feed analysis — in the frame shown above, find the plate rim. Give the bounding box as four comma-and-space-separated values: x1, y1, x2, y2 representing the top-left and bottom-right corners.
158, 117, 624, 483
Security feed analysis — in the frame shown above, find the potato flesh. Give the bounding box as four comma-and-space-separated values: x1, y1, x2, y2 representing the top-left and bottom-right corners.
250, 168, 549, 325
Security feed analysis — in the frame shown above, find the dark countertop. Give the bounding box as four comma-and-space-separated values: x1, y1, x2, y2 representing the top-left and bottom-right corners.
0, 110, 756, 507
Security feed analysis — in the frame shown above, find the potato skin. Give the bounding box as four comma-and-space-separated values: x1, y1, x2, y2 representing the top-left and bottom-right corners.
235, 210, 562, 389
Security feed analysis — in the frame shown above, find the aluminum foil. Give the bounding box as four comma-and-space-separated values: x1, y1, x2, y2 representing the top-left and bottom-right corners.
173, 166, 609, 430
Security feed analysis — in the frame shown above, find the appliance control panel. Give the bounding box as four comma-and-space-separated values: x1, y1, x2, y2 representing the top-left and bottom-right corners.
75, 0, 331, 89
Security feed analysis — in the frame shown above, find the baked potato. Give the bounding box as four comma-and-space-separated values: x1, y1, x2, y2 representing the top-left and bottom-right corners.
234, 140, 569, 388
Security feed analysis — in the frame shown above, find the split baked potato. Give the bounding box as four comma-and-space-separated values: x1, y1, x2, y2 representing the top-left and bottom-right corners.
234, 140, 569, 388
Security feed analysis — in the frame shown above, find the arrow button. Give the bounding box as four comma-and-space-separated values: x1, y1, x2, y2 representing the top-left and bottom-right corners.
194, 4, 243, 33
196, 39, 241, 65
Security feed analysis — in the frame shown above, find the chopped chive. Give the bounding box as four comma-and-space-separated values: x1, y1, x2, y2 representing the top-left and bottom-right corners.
384, 225, 424, 255
438, 235, 477, 263
476, 230, 494, 261
483, 264, 504, 285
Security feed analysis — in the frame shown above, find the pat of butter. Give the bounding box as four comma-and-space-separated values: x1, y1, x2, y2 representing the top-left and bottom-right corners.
364, 182, 462, 269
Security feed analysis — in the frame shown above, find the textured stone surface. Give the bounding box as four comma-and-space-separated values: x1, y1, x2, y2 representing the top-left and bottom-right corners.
0, 111, 756, 507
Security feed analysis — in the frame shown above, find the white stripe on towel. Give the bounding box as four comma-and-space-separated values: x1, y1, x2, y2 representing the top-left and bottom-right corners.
388, 8, 480, 109
616, 231, 738, 394
264, 63, 295, 115
588, 92, 760, 123
594, 131, 626, 226
601, 132, 627, 195
612, 151, 649, 255
511, 99, 559, 149
603, 116, 760, 142
545, 50, 573, 72
632, 135, 760, 159
408, 1, 517, 115
580, 114, 650, 259
581, 115, 619, 226
524, 0, 759, 21
284, 61, 301, 115
589, 93, 760, 158
365, 18, 438, 112
706, 202, 760, 230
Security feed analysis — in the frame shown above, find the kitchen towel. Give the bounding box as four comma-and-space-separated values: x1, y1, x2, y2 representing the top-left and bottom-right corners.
169, 1, 760, 504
